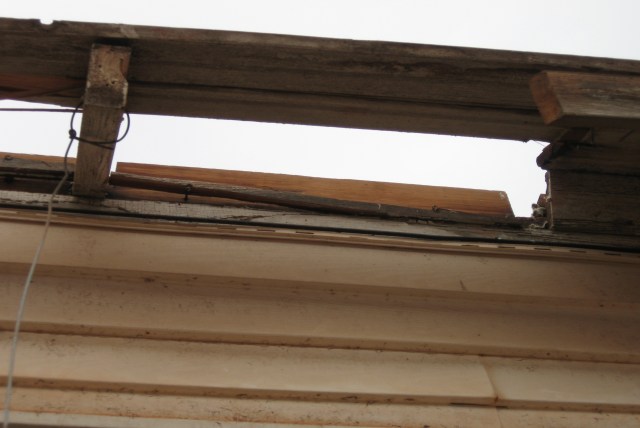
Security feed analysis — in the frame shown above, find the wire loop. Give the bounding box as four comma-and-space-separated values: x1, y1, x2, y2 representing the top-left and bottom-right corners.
68, 103, 131, 150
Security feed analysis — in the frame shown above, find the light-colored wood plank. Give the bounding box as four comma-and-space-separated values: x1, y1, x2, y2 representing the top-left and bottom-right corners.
109, 171, 518, 225
531, 71, 640, 129
116, 162, 514, 216
72, 44, 130, 197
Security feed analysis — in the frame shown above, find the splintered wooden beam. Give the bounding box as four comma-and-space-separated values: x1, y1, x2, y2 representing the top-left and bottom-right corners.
72, 44, 130, 197
530, 71, 640, 129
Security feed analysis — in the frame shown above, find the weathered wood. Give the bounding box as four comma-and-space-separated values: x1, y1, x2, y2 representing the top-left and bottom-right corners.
548, 170, 640, 235
537, 129, 640, 175
116, 162, 513, 216
2, 18, 640, 141
72, 44, 130, 197
537, 127, 640, 235
0, 152, 74, 180
2, 190, 640, 251
109, 172, 520, 226
0, 153, 514, 215
531, 71, 640, 129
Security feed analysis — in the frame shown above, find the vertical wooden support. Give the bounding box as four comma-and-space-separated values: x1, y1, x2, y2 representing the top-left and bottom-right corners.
73, 44, 131, 197
531, 71, 640, 236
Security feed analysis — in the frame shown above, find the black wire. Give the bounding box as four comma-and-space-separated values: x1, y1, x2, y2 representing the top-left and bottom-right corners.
0, 104, 131, 149
0, 108, 78, 113
68, 103, 131, 150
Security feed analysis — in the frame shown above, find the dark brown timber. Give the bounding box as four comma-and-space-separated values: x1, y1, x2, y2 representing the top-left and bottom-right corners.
2, 18, 640, 141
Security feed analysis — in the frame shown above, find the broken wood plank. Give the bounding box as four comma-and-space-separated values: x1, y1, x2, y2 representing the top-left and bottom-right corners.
547, 170, 640, 235
109, 172, 520, 226
530, 71, 640, 129
2, 18, 639, 141
116, 162, 513, 217
72, 44, 130, 198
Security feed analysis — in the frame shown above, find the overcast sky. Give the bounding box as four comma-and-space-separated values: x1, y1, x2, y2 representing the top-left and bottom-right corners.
2, 0, 639, 216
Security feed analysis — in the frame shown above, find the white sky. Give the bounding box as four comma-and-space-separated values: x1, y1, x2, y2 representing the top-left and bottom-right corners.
2, 0, 639, 216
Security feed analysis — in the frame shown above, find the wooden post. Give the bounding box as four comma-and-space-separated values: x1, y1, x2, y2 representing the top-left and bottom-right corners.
531, 71, 640, 236
72, 44, 131, 198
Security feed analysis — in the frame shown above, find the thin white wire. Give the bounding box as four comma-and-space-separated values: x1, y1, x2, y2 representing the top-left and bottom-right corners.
2, 139, 73, 428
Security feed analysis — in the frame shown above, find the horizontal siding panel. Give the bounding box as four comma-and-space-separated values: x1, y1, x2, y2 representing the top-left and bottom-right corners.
1, 268, 639, 363
0, 332, 496, 405
0, 219, 639, 303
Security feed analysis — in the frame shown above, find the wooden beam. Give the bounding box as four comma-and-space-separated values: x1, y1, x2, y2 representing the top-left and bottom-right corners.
109, 172, 520, 226
116, 162, 514, 217
530, 71, 640, 129
72, 44, 130, 197
2, 18, 640, 141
